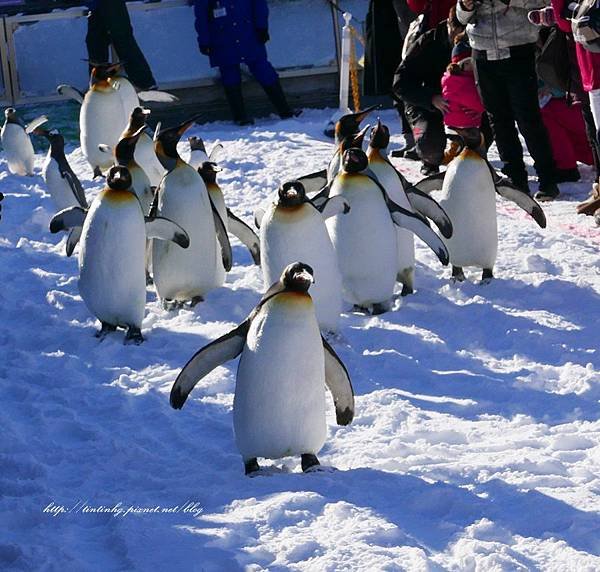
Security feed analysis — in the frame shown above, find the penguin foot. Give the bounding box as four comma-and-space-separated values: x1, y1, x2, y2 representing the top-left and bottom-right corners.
163, 299, 183, 311
304, 464, 337, 474
145, 272, 154, 286
244, 458, 260, 476
480, 268, 494, 285
124, 327, 144, 345
400, 284, 414, 297
352, 305, 370, 315
95, 322, 117, 339
301, 453, 320, 473
371, 302, 389, 315
189, 296, 204, 308
451, 266, 466, 283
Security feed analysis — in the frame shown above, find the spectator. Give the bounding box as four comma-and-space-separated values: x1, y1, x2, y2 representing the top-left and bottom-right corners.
86, 0, 157, 90
441, 35, 486, 153
192, 0, 296, 125
456, 0, 559, 201
407, 0, 457, 30
538, 82, 593, 182
364, 0, 416, 157
392, 7, 466, 175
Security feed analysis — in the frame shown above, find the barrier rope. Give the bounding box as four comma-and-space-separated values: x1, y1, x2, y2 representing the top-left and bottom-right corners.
348, 24, 364, 112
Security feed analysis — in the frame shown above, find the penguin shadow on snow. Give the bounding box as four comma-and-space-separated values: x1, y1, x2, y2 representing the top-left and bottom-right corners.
335, 275, 599, 424
181, 468, 600, 558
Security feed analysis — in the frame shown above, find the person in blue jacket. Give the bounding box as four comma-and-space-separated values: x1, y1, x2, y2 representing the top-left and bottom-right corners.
193, 0, 297, 125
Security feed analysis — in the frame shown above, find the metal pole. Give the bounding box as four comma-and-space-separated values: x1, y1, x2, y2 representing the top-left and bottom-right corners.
338, 11, 352, 113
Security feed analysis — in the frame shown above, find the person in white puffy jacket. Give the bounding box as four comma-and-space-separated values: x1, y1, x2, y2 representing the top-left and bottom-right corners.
457, 0, 561, 202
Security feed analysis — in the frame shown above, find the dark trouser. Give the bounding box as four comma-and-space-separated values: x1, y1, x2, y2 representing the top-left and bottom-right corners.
405, 105, 446, 166
219, 58, 279, 87
86, 0, 156, 90
473, 45, 556, 187
392, 0, 415, 136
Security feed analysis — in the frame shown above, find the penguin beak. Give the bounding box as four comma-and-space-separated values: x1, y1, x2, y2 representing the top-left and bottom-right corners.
153, 122, 161, 142
294, 269, 314, 287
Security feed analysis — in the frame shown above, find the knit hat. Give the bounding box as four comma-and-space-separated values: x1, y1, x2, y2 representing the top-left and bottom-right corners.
451, 40, 471, 64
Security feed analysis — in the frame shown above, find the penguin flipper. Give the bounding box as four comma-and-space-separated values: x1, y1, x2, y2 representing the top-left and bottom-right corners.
170, 321, 250, 409
208, 143, 225, 163
310, 184, 331, 210
388, 204, 450, 266
145, 216, 190, 248
57, 84, 84, 104
62, 169, 88, 209
66, 226, 82, 257
226, 208, 260, 265
297, 169, 328, 198
408, 170, 446, 195
50, 206, 87, 233
254, 207, 265, 229
405, 188, 453, 238
209, 199, 233, 271
317, 195, 350, 219
137, 90, 179, 103
25, 115, 48, 135
321, 336, 354, 426
494, 177, 547, 229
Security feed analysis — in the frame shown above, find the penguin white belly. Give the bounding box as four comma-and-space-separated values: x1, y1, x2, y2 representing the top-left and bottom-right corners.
78, 192, 146, 327
208, 186, 227, 289
117, 77, 139, 120
438, 153, 498, 269
134, 133, 165, 188
80, 91, 126, 172
188, 149, 209, 171
1, 124, 35, 176
326, 175, 397, 306
261, 204, 342, 331
130, 164, 153, 215
43, 156, 80, 212
234, 293, 326, 460
152, 165, 218, 301
368, 159, 415, 284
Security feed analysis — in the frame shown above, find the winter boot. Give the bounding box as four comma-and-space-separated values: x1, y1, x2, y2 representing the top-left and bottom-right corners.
223, 85, 254, 126
534, 182, 560, 202
391, 130, 416, 158
262, 80, 300, 119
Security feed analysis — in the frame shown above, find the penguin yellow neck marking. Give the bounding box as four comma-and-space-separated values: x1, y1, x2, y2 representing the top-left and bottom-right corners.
367, 147, 385, 163
274, 204, 307, 218
91, 80, 114, 93
103, 189, 136, 203
460, 148, 484, 161
274, 291, 313, 305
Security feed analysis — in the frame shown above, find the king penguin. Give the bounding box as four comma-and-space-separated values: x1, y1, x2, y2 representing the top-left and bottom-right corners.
170, 262, 354, 475
367, 119, 453, 295
80, 63, 128, 177
326, 148, 449, 313
255, 181, 349, 332
152, 117, 230, 307
1, 109, 47, 176
49, 165, 189, 343
121, 107, 165, 188
435, 146, 547, 282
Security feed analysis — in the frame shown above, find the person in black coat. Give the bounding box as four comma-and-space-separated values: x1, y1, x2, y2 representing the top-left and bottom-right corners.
85, 0, 157, 90
193, 0, 296, 125
364, 0, 416, 155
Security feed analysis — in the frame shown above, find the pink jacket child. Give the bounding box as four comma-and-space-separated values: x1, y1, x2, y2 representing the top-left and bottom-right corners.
441, 39, 485, 131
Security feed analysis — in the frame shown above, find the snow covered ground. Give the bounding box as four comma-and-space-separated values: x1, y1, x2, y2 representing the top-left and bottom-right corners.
1, 107, 599, 571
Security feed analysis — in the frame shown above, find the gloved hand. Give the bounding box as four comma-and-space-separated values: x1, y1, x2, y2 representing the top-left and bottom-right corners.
256, 28, 270, 43
199, 45, 210, 56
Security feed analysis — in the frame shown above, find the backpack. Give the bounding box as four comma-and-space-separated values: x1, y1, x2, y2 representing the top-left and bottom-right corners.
572, 0, 600, 53
536, 26, 570, 92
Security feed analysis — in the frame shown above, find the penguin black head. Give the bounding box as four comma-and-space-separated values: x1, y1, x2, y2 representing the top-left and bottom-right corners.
198, 161, 220, 185
188, 136, 207, 153
340, 123, 370, 153
155, 116, 202, 164
281, 262, 314, 293
36, 128, 65, 153
114, 126, 145, 166
342, 148, 369, 174
277, 181, 306, 207
335, 104, 379, 145
369, 119, 390, 150
106, 166, 132, 191
4, 108, 20, 125
128, 107, 151, 131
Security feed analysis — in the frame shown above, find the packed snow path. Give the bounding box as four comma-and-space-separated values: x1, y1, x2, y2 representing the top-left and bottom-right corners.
1, 109, 598, 571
